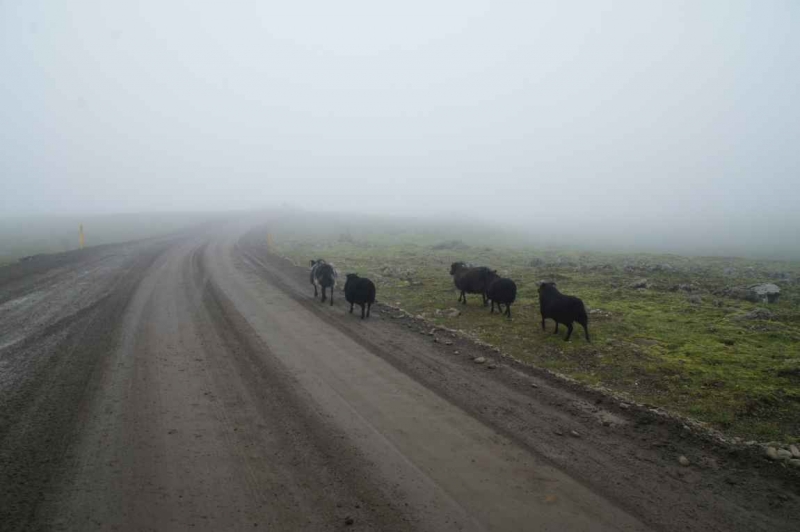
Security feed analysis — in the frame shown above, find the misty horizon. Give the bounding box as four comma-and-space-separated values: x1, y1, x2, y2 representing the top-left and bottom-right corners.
2, 1, 798, 259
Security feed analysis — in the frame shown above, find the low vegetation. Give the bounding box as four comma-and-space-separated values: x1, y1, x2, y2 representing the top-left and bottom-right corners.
270, 214, 800, 443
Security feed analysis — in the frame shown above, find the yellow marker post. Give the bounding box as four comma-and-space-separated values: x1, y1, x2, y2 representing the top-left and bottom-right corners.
79, 224, 85, 249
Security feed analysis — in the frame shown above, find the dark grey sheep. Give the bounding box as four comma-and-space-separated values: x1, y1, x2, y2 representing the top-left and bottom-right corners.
449, 262, 491, 306
486, 270, 517, 318
538, 281, 590, 342
344, 273, 376, 319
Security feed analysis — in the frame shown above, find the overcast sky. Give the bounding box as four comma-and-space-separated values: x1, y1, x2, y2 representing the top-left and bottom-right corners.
1, 1, 798, 256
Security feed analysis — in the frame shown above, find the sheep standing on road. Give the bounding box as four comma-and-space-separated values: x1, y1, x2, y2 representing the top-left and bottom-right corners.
310, 259, 337, 306
538, 281, 590, 342
450, 262, 491, 306
486, 270, 517, 318
344, 273, 376, 319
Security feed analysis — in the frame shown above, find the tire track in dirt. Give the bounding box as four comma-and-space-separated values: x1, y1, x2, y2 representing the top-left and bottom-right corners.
0, 240, 173, 532
191, 243, 416, 530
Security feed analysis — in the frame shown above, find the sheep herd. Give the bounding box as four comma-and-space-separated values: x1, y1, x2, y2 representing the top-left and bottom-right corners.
309, 258, 591, 342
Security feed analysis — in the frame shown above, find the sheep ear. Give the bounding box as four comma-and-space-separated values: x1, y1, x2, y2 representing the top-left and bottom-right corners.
310, 260, 316, 266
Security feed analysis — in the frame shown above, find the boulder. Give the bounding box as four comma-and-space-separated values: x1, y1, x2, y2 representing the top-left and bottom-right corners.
737, 308, 775, 321
750, 283, 780, 304
670, 283, 698, 293
722, 284, 780, 304
687, 295, 703, 305
629, 278, 650, 290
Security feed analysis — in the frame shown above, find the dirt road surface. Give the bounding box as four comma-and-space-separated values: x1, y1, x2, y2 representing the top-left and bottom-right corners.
1, 218, 798, 531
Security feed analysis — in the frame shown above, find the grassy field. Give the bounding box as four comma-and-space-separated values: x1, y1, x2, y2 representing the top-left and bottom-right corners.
269, 213, 800, 443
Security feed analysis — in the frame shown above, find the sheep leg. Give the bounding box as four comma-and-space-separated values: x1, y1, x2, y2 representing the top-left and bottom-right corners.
349, 302, 354, 314
314, 284, 318, 297
490, 301, 495, 313
505, 305, 511, 318
321, 286, 327, 303
564, 323, 574, 341
581, 321, 590, 342
367, 302, 372, 318
541, 317, 546, 331
330, 288, 334, 306
360, 303, 366, 319
554, 322, 560, 334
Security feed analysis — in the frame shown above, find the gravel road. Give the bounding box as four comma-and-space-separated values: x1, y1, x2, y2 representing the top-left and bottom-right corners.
1, 218, 797, 531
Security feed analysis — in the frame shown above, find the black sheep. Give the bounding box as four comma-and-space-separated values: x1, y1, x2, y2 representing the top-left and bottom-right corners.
449, 262, 491, 306
486, 270, 517, 318
538, 281, 590, 342
310, 259, 337, 306
344, 273, 376, 319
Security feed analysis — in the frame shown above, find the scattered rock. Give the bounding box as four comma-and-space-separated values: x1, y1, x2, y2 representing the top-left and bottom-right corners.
790, 444, 800, 458
751, 283, 781, 304
766, 446, 779, 460
678, 455, 690, 467
687, 295, 703, 305
428, 329, 436, 336
789, 459, 800, 469
453, 350, 460, 355
553, 429, 564, 436
738, 308, 774, 321
569, 430, 581, 438
431, 239, 469, 251
444, 340, 454, 346
530, 383, 539, 388
473, 357, 486, 364
671, 283, 697, 293
344, 516, 355, 526
629, 278, 650, 290
432, 337, 439, 343
487, 363, 497, 369
619, 403, 630, 409
722, 284, 781, 304
776, 449, 793, 461
445, 308, 461, 318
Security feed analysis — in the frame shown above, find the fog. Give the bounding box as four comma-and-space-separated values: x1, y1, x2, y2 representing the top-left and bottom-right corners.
1, 1, 799, 259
